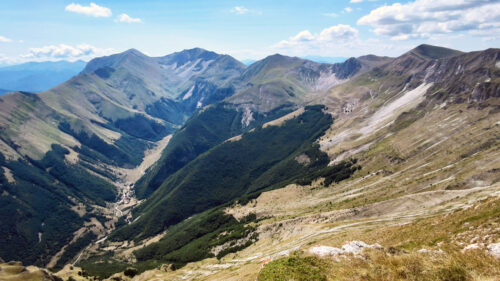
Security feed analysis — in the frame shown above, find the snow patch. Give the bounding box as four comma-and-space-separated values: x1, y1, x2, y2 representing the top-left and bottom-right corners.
496, 61, 500, 69
182, 85, 195, 100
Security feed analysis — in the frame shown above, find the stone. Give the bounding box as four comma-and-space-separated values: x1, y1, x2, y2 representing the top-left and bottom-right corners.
487, 243, 500, 259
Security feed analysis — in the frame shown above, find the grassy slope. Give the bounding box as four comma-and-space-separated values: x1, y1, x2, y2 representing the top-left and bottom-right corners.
0, 49, 248, 267
258, 197, 500, 281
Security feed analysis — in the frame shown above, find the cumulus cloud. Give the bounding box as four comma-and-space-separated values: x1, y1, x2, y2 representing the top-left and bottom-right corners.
272, 24, 407, 57
65, 2, 112, 17
319, 25, 359, 41
351, 0, 364, 2
344, 7, 353, 13
117, 13, 142, 23
21, 44, 114, 61
358, 0, 500, 40
0, 36, 12, 43
276, 24, 359, 49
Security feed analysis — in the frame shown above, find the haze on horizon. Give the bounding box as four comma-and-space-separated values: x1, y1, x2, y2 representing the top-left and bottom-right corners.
1, 0, 499, 65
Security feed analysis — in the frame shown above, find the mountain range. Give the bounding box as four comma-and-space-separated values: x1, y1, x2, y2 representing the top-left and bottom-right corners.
0, 44, 499, 280
0, 60, 86, 93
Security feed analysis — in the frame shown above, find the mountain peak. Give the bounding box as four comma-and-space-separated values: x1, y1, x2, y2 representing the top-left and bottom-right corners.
410, 44, 463, 59
258, 53, 303, 67
163, 48, 220, 64
122, 48, 146, 56
82, 48, 150, 74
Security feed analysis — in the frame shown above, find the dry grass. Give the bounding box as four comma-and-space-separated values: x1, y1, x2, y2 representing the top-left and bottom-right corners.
258, 249, 500, 281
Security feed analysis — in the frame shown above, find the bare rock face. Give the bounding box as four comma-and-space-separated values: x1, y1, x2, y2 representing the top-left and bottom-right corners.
470, 82, 500, 102
331, 58, 362, 79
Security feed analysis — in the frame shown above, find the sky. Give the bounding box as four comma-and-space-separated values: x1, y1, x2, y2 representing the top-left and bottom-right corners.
0, 0, 499, 64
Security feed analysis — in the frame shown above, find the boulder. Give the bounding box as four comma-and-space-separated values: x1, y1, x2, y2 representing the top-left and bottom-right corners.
309, 241, 383, 259
309, 245, 343, 257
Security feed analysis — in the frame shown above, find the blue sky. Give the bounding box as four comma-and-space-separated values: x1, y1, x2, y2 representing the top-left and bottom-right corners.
0, 0, 499, 64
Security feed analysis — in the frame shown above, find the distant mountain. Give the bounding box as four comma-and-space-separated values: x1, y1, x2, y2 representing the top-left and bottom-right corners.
228, 54, 384, 112
409, 44, 464, 59
241, 59, 257, 66
0, 88, 12, 95
0, 60, 86, 92
301, 55, 347, 64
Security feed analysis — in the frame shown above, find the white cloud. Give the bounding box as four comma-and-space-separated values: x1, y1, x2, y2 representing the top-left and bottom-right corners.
319, 25, 359, 42
0, 36, 12, 43
272, 24, 410, 57
65, 2, 112, 17
358, 0, 500, 40
231, 6, 249, 15
21, 44, 114, 61
350, 0, 364, 3
117, 13, 142, 23
0, 53, 10, 64
344, 7, 353, 13
275, 24, 359, 50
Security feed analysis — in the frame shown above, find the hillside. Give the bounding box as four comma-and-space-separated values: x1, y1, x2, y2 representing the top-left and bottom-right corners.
0, 60, 86, 93
0, 46, 368, 269
0, 44, 498, 281
0, 48, 246, 267
82, 45, 499, 279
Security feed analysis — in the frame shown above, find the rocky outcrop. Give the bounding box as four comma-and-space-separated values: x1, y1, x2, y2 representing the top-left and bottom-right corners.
331, 58, 362, 79
309, 241, 383, 259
